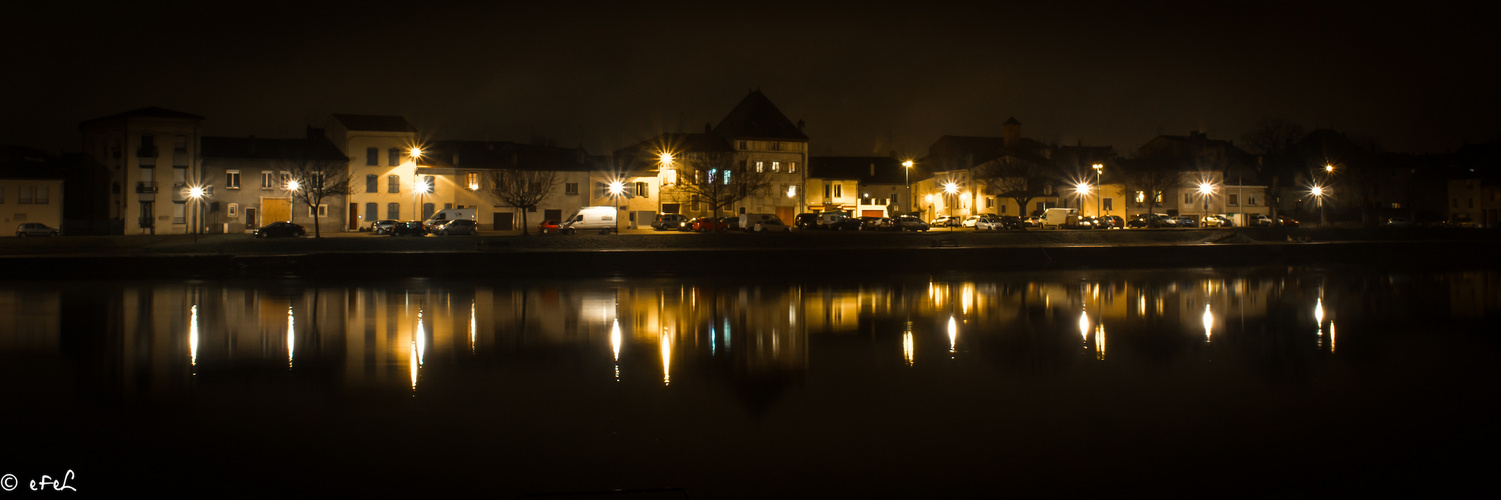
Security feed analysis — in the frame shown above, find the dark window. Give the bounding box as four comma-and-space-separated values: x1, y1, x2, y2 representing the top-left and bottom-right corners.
366, 148, 378, 166
388, 175, 400, 193
544, 209, 562, 221
422, 203, 435, 220
366, 175, 378, 193
365, 203, 377, 221
389, 148, 401, 167
387, 203, 400, 220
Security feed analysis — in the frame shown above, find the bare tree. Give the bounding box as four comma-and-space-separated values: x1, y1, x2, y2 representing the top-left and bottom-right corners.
285, 157, 353, 238
672, 152, 772, 230
1241, 118, 1305, 219
974, 156, 1053, 217
484, 169, 560, 235
1119, 152, 1180, 220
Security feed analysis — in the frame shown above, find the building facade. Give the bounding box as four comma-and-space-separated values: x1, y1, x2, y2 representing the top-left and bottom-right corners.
80, 107, 205, 234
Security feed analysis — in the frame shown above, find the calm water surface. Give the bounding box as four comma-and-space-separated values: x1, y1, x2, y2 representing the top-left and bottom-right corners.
3, 267, 1498, 497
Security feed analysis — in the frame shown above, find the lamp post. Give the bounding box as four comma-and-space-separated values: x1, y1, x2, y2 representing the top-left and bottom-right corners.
1312, 185, 1326, 227
189, 185, 205, 243
409, 148, 424, 221
1075, 182, 1090, 217
1198, 182, 1213, 226
1092, 163, 1103, 217
286, 179, 300, 226
608, 180, 625, 231
658, 152, 673, 215
903, 160, 914, 215
943, 181, 958, 231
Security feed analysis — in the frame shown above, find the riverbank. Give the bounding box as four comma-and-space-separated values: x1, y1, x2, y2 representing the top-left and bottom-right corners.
3, 227, 1495, 279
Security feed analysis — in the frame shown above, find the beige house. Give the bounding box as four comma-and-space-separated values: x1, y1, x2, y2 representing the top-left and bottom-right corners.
201, 133, 350, 233
0, 173, 65, 235
325, 114, 419, 229
412, 141, 609, 230
80, 107, 205, 234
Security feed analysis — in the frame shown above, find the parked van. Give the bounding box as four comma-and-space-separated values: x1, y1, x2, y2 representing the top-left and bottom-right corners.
423, 208, 476, 229
560, 206, 619, 234
1040, 208, 1080, 229
739, 213, 781, 231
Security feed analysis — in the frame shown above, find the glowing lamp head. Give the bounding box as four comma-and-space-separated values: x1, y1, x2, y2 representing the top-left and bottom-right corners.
409, 148, 422, 159
1076, 182, 1090, 194
903, 160, 914, 168
924, 194, 934, 203
189, 186, 204, 198
1198, 183, 1212, 195
286, 180, 300, 191
943, 182, 958, 195
416, 181, 430, 194
659, 152, 673, 164
1312, 186, 1324, 197
608, 181, 624, 195
1325, 164, 1335, 173
787, 186, 797, 198
1092, 163, 1103, 172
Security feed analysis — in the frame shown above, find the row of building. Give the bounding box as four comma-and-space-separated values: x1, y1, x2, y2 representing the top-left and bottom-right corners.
4, 91, 1498, 235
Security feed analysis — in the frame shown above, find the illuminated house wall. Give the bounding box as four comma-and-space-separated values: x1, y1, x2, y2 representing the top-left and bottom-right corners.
325, 114, 419, 228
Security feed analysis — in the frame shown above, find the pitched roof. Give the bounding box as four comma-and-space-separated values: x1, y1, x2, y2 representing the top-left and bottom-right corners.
80, 107, 205, 127
202, 136, 348, 161
809, 156, 908, 184
0, 145, 66, 179
711, 91, 808, 141
417, 140, 599, 171
331, 114, 415, 133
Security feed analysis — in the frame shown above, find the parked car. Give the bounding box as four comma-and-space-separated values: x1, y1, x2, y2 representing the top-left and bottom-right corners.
893, 216, 930, 232
387, 221, 427, 237
961, 216, 982, 228
1095, 215, 1124, 229
537, 220, 562, 233
794, 213, 820, 229
863, 217, 898, 231
825, 217, 862, 231
432, 219, 478, 236
370, 219, 399, 234
1385, 216, 1414, 227
1021, 216, 1043, 228
976, 215, 1021, 231
651, 213, 689, 231
750, 218, 790, 232
1275, 215, 1300, 227
15, 222, 59, 237
931, 215, 961, 227
1201, 215, 1234, 227
1248, 214, 1273, 227
720, 217, 742, 231
690, 217, 729, 232
254, 221, 306, 238
1169, 216, 1196, 227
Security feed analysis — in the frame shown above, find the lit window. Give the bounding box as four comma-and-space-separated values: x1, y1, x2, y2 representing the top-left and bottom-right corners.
565, 183, 579, 195
228, 203, 239, 218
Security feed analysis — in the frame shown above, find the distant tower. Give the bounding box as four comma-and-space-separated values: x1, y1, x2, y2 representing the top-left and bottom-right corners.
1003, 117, 1021, 148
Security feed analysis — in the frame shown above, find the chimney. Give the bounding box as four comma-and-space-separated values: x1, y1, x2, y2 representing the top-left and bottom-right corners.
1003, 117, 1021, 148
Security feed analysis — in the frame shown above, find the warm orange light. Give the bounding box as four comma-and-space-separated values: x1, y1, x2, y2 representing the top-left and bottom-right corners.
659, 152, 673, 164
409, 148, 423, 158
903, 160, 914, 168
1198, 182, 1212, 195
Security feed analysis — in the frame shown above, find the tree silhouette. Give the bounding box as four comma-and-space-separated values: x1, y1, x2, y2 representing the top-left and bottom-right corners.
974, 156, 1053, 217
671, 152, 772, 230
284, 157, 353, 238
483, 169, 560, 235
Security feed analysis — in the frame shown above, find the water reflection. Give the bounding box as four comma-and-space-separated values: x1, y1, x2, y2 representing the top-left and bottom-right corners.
2, 268, 1498, 398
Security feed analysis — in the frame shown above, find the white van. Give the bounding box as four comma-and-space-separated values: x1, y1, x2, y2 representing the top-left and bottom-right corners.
423, 208, 476, 228
1040, 208, 1079, 229
560, 206, 619, 234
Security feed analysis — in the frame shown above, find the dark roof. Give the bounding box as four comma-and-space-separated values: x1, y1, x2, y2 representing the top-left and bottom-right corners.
202, 136, 348, 161
417, 140, 599, 171
0, 145, 66, 179
711, 91, 808, 141
332, 114, 415, 133
808, 156, 908, 184
80, 107, 205, 128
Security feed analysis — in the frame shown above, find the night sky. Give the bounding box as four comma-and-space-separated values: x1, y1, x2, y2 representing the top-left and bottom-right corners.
7, 0, 1498, 157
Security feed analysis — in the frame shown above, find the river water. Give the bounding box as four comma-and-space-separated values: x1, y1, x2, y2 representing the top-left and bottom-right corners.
3, 267, 1498, 496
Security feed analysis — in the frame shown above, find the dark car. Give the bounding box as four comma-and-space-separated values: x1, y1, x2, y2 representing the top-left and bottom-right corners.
387, 221, 427, 236
893, 216, 930, 232
720, 217, 742, 231
15, 222, 59, 237
537, 220, 561, 233
794, 213, 820, 229
651, 214, 689, 231
254, 221, 305, 238
825, 217, 862, 231
1094, 215, 1124, 229
432, 219, 477, 236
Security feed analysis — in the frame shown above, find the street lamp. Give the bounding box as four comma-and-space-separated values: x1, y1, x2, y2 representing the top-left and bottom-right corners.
943, 182, 958, 231
1075, 182, 1090, 216
409, 148, 426, 221
414, 178, 431, 221
1092, 163, 1103, 217
285, 179, 300, 226
903, 160, 914, 215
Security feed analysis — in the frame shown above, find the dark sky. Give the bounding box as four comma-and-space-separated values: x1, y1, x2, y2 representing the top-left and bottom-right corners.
7, 0, 1498, 157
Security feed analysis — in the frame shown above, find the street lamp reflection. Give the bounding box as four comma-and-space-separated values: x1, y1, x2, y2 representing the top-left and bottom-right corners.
947, 316, 957, 354
1202, 304, 1213, 342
